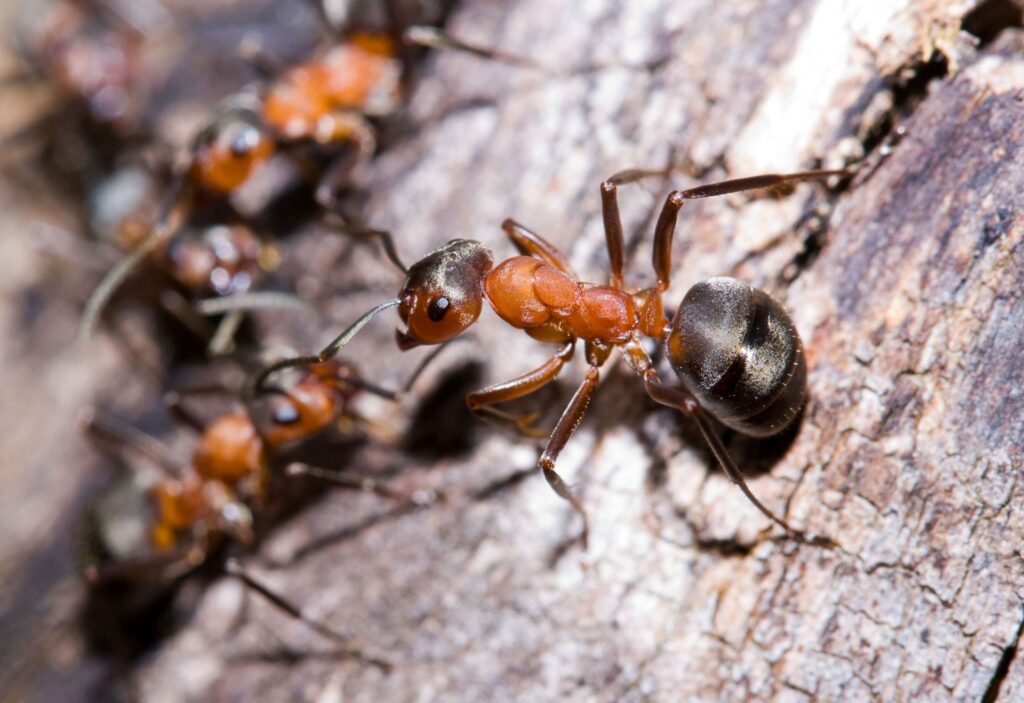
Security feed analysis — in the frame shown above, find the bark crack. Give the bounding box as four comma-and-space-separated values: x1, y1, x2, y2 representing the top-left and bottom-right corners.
982, 604, 1024, 703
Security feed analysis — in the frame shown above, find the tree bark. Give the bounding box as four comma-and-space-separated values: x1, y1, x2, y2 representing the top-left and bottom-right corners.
2, 1, 1023, 701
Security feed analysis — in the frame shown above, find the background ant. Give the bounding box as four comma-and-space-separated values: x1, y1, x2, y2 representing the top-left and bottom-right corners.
255, 167, 850, 548
77, 19, 410, 342
81, 357, 433, 664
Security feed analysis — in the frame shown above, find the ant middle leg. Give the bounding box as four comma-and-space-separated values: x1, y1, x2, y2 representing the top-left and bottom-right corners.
600, 167, 673, 288
536, 365, 601, 550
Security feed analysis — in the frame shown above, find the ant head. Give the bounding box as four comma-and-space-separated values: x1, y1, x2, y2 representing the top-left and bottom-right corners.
190, 103, 274, 194
397, 240, 493, 348
162, 223, 263, 295
259, 375, 341, 448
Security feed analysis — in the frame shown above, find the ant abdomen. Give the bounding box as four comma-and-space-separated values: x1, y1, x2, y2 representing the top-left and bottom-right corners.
666, 277, 807, 438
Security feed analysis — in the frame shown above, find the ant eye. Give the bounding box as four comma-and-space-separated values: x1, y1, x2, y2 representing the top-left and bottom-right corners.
230, 128, 258, 157
427, 296, 450, 322
272, 403, 300, 425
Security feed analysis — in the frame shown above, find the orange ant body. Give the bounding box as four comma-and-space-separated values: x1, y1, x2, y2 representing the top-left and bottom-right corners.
186, 32, 401, 201
85, 360, 364, 582
82, 358, 408, 662
101, 172, 267, 297
256, 168, 849, 548
80, 31, 404, 338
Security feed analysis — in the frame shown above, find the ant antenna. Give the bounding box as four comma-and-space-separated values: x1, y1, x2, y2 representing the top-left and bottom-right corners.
194, 292, 320, 316
79, 172, 189, 340
248, 299, 401, 398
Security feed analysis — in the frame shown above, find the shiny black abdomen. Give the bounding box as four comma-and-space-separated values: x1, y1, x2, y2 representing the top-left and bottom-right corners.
666, 277, 806, 437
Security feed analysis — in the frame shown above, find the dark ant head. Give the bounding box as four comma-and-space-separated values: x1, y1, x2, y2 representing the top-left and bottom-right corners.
162, 223, 263, 295
397, 240, 493, 348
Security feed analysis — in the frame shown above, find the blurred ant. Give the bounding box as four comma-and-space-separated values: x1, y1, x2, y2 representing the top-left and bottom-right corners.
78, 24, 406, 339
254, 167, 853, 549
84, 163, 286, 350
1, 0, 161, 147
12, 0, 141, 122
82, 358, 433, 665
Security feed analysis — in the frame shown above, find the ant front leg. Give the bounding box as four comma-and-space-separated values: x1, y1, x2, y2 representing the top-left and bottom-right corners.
465, 342, 575, 438
501, 219, 575, 275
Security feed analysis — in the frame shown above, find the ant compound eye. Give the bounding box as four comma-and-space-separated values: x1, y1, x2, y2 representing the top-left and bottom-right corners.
427, 296, 450, 322
230, 128, 259, 157
272, 403, 300, 425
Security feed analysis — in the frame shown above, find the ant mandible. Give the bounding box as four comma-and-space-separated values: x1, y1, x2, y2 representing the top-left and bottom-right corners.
253, 167, 850, 549
83, 359, 419, 666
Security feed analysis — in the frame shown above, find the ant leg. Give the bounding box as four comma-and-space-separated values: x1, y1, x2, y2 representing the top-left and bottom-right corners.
350, 338, 461, 401
537, 366, 601, 549
652, 168, 851, 288
84, 546, 205, 585
208, 309, 245, 356
224, 559, 391, 670
238, 37, 285, 79
466, 342, 575, 437
80, 173, 191, 340
285, 463, 441, 507
501, 219, 575, 275
82, 410, 185, 477
599, 168, 673, 288
320, 213, 409, 275
159, 288, 216, 341
639, 366, 834, 548
313, 114, 376, 205
194, 291, 319, 317
164, 392, 208, 433
403, 26, 548, 72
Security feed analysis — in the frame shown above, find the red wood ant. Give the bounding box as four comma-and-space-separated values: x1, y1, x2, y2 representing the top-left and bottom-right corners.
82, 358, 425, 665
254, 168, 850, 548
78, 29, 405, 339
94, 165, 274, 298
7, 0, 146, 134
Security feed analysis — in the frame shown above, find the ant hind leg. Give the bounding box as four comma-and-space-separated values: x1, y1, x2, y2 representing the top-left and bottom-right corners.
224, 559, 391, 670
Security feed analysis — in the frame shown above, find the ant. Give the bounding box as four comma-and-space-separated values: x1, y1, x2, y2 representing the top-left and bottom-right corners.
82, 357, 432, 665
253, 166, 852, 549
4, 0, 148, 137
78, 22, 408, 340
85, 164, 284, 350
